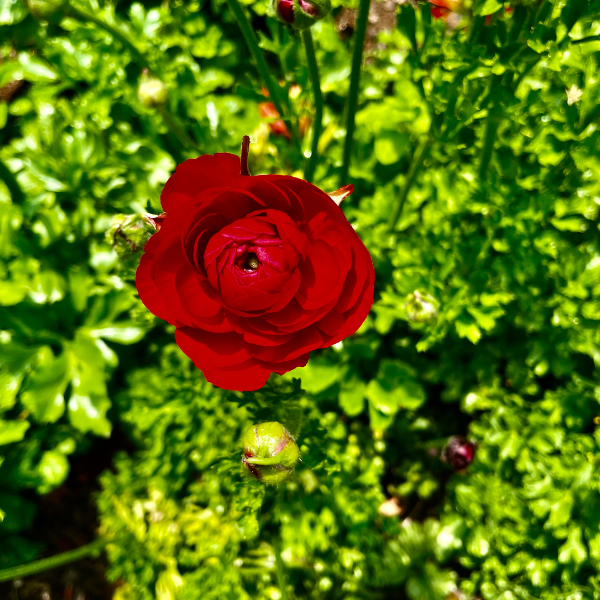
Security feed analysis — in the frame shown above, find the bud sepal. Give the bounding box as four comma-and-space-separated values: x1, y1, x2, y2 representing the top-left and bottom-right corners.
242, 422, 300, 484
106, 214, 157, 260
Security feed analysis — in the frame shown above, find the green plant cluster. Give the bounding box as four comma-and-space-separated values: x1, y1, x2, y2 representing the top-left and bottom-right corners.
1, 0, 600, 598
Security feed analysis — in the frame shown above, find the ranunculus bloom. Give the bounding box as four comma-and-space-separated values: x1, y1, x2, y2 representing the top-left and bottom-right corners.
136, 150, 374, 391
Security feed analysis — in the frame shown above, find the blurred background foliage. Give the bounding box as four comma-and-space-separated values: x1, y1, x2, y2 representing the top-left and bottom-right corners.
1, 0, 600, 598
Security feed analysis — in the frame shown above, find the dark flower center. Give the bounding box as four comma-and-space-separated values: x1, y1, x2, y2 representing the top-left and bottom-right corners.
243, 253, 260, 271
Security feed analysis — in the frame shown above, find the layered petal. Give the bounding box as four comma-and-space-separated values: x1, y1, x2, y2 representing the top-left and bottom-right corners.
161, 154, 241, 212
136, 160, 375, 392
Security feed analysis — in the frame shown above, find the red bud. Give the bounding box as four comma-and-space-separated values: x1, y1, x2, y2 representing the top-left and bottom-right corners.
443, 436, 476, 470
277, 0, 295, 23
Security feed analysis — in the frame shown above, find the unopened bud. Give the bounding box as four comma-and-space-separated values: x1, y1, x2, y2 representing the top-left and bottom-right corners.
269, 0, 331, 30
106, 214, 156, 259
138, 72, 168, 108
27, 0, 65, 22
442, 436, 476, 471
242, 422, 300, 484
404, 290, 439, 323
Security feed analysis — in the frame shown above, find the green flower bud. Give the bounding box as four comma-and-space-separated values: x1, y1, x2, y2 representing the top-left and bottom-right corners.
138, 72, 168, 108
268, 0, 331, 31
105, 214, 156, 259
404, 290, 439, 324
26, 0, 65, 22
242, 422, 300, 484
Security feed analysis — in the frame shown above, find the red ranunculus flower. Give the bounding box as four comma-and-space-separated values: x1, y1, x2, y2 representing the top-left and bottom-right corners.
136, 140, 374, 391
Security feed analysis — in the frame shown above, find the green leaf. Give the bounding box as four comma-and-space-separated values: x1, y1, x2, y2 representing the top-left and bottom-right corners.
37, 450, 69, 494
558, 527, 588, 564
375, 132, 410, 166
0, 420, 30, 445
88, 323, 146, 344
20, 350, 70, 423
287, 358, 340, 395
455, 318, 482, 344
474, 0, 502, 16
339, 380, 366, 417
0, 281, 27, 306
17, 53, 58, 82
0, 342, 39, 411
366, 359, 426, 423
0, 0, 27, 25
66, 335, 111, 437
548, 495, 573, 529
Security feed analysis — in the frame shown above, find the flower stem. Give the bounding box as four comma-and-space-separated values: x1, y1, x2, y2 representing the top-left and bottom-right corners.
273, 538, 288, 600
302, 29, 323, 183
478, 105, 501, 182
157, 106, 198, 152
226, 0, 288, 125
387, 138, 429, 231
0, 538, 108, 583
340, 0, 371, 186
241, 135, 251, 176
0, 159, 24, 204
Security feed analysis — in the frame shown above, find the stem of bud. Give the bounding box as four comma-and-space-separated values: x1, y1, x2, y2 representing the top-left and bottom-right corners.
241, 135, 251, 176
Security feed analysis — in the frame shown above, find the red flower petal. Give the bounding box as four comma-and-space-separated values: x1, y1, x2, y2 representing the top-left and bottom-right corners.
161, 154, 241, 212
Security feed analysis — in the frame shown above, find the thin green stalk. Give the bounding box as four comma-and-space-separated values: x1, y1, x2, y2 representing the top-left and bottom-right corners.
225, 0, 288, 124
478, 106, 501, 181
0, 159, 24, 204
467, 15, 485, 45
0, 538, 108, 583
273, 538, 288, 600
157, 106, 198, 152
66, 4, 155, 75
302, 29, 323, 183
387, 138, 429, 231
339, 0, 371, 186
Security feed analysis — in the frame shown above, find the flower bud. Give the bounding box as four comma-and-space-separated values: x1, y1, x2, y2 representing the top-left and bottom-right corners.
442, 436, 476, 471
138, 72, 168, 108
404, 290, 439, 323
26, 0, 65, 22
269, 0, 331, 31
105, 214, 156, 259
242, 422, 300, 484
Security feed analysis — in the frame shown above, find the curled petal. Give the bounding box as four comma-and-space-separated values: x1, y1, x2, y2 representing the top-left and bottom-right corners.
327, 184, 354, 206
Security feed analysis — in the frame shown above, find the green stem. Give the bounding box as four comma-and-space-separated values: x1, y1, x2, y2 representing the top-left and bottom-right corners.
225, 0, 288, 125
340, 0, 371, 186
273, 538, 288, 600
0, 538, 108, 583
387, 138, 429, 231
157, 106, 198, 152
302, 29, 323, 183
467, 15, 485, 45
478, 106, 501, 182
0, 159, 24, 204
66, 4, 155, 75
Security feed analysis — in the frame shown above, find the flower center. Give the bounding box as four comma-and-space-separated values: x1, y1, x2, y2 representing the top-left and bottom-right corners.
242, 253, 260, 271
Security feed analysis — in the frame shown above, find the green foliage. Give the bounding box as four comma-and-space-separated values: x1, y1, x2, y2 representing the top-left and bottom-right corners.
1, 0, 600, 598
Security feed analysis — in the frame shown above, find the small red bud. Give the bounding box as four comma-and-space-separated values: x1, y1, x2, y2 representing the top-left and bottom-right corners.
277, 0, 295, 23
298, 0, 319, 17
443, 436, 476, 470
